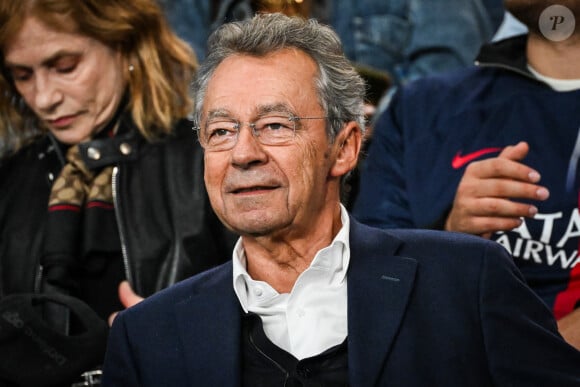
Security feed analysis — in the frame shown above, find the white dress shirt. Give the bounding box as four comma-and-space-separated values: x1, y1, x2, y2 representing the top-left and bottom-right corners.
233, 205, 350, 360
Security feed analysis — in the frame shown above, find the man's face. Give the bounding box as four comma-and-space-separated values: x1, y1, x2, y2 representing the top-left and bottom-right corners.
201, 48, 345, 238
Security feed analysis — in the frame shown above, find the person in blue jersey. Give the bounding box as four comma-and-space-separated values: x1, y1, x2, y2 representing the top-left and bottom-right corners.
352, 0, 580, 349
102, 13, 580, 387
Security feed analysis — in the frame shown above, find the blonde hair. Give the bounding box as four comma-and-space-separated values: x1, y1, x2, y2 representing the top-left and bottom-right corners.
0, 0, 197, 154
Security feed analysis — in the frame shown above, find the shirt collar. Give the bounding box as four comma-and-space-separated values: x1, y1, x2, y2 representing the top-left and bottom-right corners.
527, 64, 580, 92
233, 204, 351, 312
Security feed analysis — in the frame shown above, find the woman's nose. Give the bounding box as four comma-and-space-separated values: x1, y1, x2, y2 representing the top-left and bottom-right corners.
33, 73, 63, 112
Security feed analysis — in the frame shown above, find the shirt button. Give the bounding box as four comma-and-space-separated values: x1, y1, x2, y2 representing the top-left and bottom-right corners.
297, 309, 305, 317
254, 287, 263, 297
297, 366, 311, 378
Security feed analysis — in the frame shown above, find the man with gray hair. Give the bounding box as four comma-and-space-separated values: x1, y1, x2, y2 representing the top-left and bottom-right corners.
102, 13, 580, 386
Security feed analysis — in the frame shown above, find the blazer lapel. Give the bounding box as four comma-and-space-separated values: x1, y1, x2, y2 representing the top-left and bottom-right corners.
168, 221, 417, 386
347, 219, 417, 386
174, 264, 242, 387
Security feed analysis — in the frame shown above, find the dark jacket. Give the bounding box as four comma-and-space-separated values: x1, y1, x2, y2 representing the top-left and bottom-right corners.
102, 219, 580, 386
0, 118, 236, 299
351, 34, 580, 318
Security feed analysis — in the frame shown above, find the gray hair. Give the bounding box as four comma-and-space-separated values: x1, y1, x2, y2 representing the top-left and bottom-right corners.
192, 13, 366, 141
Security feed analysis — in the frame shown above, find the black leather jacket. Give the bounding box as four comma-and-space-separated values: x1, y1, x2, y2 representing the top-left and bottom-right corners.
0, 118, 236, 299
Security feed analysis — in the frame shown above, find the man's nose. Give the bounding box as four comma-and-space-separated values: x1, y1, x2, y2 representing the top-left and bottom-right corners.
230, 124, 267, 168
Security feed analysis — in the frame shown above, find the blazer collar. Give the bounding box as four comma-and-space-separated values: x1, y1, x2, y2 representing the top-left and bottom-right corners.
347, 218, 417, 386
174, 264, 243, 386
171, 219, 417, 386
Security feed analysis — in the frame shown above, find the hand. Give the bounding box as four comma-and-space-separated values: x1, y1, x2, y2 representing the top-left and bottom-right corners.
557, 309, 580, 350
445, 141, 550, 238
108, 281, 144, 326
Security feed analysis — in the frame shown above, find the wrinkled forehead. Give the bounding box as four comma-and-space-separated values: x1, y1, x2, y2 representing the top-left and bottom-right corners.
2, 12, 79, 59
5, 5, 78, 42
3, 15, 88, 67
202, 50, 321, 120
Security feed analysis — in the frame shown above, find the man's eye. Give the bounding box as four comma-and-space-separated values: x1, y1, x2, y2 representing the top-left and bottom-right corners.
265, 122, 285, 130
206, 122, 238, 141
209, 128, 234, 138
260, 117, 293, 131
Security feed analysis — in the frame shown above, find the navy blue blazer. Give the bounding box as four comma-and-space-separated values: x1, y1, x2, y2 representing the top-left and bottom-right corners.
102, 219, 580, 386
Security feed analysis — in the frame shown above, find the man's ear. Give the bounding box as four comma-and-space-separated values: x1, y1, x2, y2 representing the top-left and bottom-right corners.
330, 121, 362, 178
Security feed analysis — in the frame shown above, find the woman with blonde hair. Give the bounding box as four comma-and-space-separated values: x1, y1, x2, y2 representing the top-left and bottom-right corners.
0, 1, 235, 385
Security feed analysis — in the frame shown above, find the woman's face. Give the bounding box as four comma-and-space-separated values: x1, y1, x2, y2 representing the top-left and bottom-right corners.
3, 16, 127, 144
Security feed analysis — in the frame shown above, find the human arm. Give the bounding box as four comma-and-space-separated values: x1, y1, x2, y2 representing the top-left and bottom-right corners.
445, 141, 550, 238
480, 241, 580, 384
108, 281, 144, 326
101, 311, 142, 387
351, 91, 416, 228
557, 309, 580, 350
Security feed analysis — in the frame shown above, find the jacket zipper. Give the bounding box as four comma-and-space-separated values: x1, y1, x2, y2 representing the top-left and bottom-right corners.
34, 136, 66, 292
566, 127, 580, 192
112, 166, 134, 285
474, 61, 539, 82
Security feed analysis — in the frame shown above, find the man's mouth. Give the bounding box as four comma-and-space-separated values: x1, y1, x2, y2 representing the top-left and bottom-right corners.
232, 186, 276, 194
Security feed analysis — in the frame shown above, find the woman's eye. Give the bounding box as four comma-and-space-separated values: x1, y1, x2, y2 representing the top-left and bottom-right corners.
9, 67, 32, 82
54, 56, 79, 74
